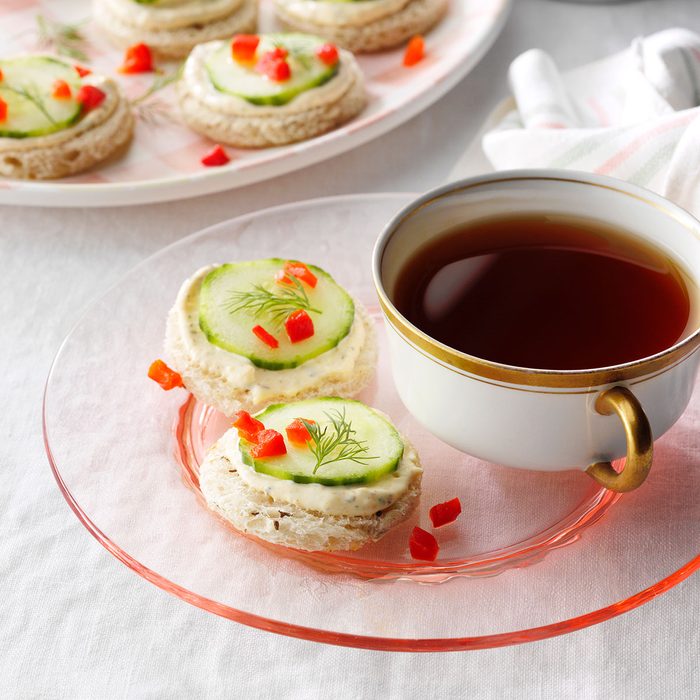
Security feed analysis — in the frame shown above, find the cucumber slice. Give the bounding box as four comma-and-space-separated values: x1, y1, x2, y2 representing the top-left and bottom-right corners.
0, 57, 83, 138
199, 259, 355, 370
240, 398, 404, 486
205, 33, 338, 106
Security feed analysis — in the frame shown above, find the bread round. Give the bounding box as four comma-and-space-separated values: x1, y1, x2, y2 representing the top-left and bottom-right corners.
272, 0, 448, 53
0, 81, 133, 180
93, 0, 258, 59
165, 296, 377, 416
177, 47, 366, 147
200, 431, 421, 551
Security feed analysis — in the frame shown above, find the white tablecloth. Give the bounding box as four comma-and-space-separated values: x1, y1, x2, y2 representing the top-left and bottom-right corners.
2, 1, 698, 697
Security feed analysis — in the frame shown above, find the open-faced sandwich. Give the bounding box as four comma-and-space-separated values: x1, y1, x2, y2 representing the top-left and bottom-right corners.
177, 32, 366, 147
272, 0, 448, 53
200, 398, 422, 551
93, 0, 258, 59
165, 258, 376, 415
0, 56, 133, 180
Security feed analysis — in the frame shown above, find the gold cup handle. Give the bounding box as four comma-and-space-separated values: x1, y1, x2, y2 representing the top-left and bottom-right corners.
585, 386, 653, 493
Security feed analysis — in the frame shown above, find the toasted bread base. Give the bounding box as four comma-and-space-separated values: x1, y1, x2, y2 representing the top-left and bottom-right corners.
200, 432, 421, 551
165, 297, 377, 416
273, 0, 448, 53
177, 53, 366, 148
93, 0, 258, 59
0, 92, 133, 180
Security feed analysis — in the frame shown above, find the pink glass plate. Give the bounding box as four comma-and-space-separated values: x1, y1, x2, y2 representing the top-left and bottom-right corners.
44, 194, 700, 650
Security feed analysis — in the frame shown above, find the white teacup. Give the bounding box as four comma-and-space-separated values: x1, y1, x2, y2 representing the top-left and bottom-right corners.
373, 171, 700, 492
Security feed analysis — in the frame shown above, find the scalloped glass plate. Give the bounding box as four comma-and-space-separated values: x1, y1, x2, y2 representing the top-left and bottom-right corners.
44, 194, 700, 651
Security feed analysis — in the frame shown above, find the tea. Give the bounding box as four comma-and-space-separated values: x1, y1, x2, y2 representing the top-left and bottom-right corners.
393, 214, 695, 370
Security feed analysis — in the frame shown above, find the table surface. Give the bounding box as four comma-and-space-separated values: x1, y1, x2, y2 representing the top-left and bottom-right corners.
2, 0, 698, 697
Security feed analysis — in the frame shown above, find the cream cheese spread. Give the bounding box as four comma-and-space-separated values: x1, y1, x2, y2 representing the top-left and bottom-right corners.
171, 265, 367, 407
181, 41, 357, 116
209, 426, 422, 516
100, 0, 244, 30
0, 77, 119, 152
273, 0, 413, 26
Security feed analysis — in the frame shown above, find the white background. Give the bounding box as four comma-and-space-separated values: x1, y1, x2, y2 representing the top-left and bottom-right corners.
2, 0, 698, 697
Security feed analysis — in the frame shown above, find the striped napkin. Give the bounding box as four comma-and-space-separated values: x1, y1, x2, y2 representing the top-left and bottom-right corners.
481, 28, 700, 215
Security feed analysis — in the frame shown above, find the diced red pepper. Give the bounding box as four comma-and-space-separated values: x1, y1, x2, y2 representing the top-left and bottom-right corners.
403, 35, 425, 67
52, 79, 72, 100
119, 43, 154, 74
252, 324, 279, 349
0, 68, 4, 82
409, 526, 439, 561
148, 359, 184, 391
286, 418, 315, 446
315, 43, 339, 67
232, 34, 260, 63
275, 270, 293, 286
0, 97, 7, 123
201, 144, 230, 167
283, 261, 317, 288
76, 85, 106, 112
233, 410, 265, 443
250, 429, 287, 458
74, 64, 92, 77
285, 309, 314, 343
256, 50, 291, 82
429, 497, 462, 528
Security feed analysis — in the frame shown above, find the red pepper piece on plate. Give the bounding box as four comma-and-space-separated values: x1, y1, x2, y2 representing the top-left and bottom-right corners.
148, 359, 184, 390
250, 429, 287, 458
233, 410, 265, 443
232, 34, 260, 63
201, 144, 230, 167
74, 64, 91, 77
275, 270, 293, 286
285, 309, 314, 343
0, 68, 4, 82
252, 324, 279, 349
0, 97, 7, 122
315, 43, 339, 67
283, 260, 317, 288
256, 51, 291, 82
52, 79, 72, 99
119, 43, 154, 74
409, 526, 439, 561
429, 497, 462, 528
267, 47, 288, 60
76, 85, 106, 112
403, 35, 425, 67
286, 418, 315, 446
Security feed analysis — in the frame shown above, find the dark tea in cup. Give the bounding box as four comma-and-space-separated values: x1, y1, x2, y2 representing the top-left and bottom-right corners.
393, 214, 696, 370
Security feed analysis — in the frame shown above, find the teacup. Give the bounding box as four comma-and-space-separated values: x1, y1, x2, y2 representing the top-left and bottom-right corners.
373, 171, 700, 492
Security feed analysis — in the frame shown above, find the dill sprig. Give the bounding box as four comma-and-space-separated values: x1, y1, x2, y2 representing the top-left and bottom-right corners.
35, 15, 89, 62
225, 276, 322, 328
130, 64, 183, 107
2, 84, 57, 125
130, 66, 183, 125
302, 409, 377, 475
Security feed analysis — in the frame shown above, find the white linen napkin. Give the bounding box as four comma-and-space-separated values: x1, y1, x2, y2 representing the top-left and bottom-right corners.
481, 28, 700, 215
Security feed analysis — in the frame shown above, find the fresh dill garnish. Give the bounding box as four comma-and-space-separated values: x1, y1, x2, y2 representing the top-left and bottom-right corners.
225, 276, 322, 328
130, 65, 183, 125
2, 84, 57, 125
301, 409, 377, 474
130, 64, 184, 107
35, 15, 89, 62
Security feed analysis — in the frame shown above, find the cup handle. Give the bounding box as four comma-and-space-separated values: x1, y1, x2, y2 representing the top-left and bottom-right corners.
585, 386, 653, 493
